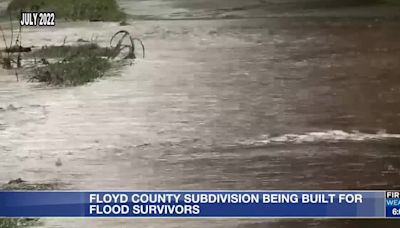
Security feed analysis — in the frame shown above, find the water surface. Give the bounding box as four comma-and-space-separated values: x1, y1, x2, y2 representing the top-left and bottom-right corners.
1, 0, 400, 227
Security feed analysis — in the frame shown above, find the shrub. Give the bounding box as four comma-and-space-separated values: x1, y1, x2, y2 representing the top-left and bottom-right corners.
29, 51, 112, 86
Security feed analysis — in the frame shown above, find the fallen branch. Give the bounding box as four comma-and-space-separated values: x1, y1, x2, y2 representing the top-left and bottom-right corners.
110, 30, 145, 59
3, 45, 31, 53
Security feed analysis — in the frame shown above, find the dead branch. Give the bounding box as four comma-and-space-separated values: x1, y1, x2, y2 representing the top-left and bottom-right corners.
9, 14, 14, 52
110, 30, 145, 59
4, 46, 31, 53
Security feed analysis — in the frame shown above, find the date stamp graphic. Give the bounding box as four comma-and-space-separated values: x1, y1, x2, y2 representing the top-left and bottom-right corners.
20, 12, 56, 26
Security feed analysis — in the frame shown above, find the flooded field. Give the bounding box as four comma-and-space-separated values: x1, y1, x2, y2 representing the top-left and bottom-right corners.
1, 0, 400, 227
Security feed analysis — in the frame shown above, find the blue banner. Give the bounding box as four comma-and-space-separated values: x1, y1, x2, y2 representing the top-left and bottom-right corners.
0, 191, 396, 218
386, 191, 400, 218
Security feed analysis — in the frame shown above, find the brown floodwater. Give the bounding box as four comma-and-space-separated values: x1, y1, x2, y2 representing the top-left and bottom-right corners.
1, 0, 400, 227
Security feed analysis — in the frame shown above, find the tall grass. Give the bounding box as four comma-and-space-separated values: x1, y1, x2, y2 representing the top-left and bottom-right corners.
1, 26, 143, 86
29, 46, 112, 86
0, 218, 41, 228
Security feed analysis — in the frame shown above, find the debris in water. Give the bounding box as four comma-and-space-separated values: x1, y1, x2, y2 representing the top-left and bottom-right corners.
7, 104, 18, 111
2, 179, 62, 190
55, 158, 63, 167
110, 30, 145, 59
27, 32, 145, 86
7, 178, 26, 185
77, 38, 90, 43
136, 143, 151, 148
4, 45, 31, 53
387, 164, 396, 171
119, 20, 130, 26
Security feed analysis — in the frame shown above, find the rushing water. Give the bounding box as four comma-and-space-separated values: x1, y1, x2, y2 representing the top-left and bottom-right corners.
1, 0, 400, 227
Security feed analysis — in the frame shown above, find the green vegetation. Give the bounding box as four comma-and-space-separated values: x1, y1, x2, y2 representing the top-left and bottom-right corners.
31, 43, 111, 59
1, 27, 143, 86
25, 31, 143, 86
0, 218, 41, 228
31, 55, 111, 86
29, 44, 112, 86
1, 178, 61, 190
7, 0, 125, 21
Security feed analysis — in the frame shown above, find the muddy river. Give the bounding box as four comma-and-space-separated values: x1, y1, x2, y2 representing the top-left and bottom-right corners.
1, 0, 400, 227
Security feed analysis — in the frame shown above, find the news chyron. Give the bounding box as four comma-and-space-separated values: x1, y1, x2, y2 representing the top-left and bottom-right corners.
20, 11, 56, 27
386, 191, 400, 217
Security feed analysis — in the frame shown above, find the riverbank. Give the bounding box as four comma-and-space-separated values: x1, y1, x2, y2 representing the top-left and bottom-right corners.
118, 0, 400, 20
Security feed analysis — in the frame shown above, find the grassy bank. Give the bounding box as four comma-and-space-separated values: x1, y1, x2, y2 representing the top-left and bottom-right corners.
0, 218, 41, 228
7, 0, 125, 21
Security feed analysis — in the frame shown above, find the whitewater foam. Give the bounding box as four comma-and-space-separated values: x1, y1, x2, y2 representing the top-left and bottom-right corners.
241, 130, 400, 146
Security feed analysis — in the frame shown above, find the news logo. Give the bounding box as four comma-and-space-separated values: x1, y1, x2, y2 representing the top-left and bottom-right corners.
386, 191, 400, 217
20, 12, 56, 27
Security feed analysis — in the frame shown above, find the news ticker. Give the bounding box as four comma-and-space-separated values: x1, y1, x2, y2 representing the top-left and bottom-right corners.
0, 191, 399, 218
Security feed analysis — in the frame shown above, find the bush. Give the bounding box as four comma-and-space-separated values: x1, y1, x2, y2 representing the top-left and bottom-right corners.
32, 43, 111, 59
30, 52, 112, 86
